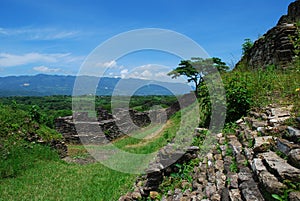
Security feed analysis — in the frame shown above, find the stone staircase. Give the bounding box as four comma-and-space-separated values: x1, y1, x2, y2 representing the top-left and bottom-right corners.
119, 105, 300, 201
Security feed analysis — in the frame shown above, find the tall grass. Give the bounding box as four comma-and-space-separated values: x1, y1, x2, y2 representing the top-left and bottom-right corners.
225, 65, 300, 115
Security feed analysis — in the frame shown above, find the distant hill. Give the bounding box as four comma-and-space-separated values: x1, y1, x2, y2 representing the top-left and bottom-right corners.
0, 74, 191, 96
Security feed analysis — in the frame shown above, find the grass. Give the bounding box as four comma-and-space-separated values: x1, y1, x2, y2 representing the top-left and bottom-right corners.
0, 160, 136, 201
230, 66, 300, 111
0, 103, 198, 200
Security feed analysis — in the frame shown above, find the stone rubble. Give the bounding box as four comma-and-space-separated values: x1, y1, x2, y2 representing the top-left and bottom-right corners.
120, 104, 300, 201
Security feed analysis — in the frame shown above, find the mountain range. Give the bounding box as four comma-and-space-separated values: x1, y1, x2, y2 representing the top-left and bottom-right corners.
0, 74, 191, 96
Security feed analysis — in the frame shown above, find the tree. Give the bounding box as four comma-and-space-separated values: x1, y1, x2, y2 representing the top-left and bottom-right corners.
168, 57, 228, 97
242, 38, 253, 56
212, 57, 230, 72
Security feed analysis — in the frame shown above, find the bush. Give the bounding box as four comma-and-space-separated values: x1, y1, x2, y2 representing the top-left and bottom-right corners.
224, 73, 252, 122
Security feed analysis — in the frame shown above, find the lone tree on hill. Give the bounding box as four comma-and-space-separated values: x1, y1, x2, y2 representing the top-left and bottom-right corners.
168, 57, 228, 97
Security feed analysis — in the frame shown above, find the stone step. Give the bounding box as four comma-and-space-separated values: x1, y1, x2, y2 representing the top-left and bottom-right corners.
276, 138, 300, 155
259, 151, 300, 182
251, 158, 286, 194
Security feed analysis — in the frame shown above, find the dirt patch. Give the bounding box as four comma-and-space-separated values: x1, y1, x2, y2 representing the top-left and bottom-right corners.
125, 120, 172, 148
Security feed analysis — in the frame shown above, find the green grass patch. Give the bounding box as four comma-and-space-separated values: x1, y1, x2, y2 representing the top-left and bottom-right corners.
0, 103, 196, 200
0, 159, 136, 201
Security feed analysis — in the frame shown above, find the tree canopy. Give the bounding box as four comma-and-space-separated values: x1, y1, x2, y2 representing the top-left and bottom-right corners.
168, 57, 228, 97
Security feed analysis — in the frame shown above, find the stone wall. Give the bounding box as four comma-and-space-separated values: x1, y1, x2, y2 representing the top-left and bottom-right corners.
237, 0, 300, 69
55, 108, 155, 144
55, 93, 196, 144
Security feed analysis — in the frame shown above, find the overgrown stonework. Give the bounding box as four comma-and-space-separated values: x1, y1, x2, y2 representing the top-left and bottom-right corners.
55, 93, 196, 144
120, 105, 300, 201
237, 0, 300, 69
55, 108, 160, 144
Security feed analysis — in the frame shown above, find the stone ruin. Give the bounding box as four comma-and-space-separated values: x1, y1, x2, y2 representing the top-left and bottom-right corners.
237, 0, 300, 69
120, 105, 300, 201
55, 107, 166, 144
55, 93, 196, 144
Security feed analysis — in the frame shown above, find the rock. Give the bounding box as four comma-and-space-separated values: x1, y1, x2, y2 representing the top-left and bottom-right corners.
260, 151, 300, 182
221, 188, 230, 201
207, 165, 216, 183
289, 191, 300, 201
180, 197, 189, 201
187, 146, 200, 152
239, 179, 265, 201
224, 156, 232, 174
251, 120, 268, 130
244, 147, 254, 161
150, 191, 159, 199
229, 137, 243, 156
270, 107, 291, 118
215, 171, 226, 191
215, 160, 224, 171
205, 183, 216, 198
296, 117, 300, 123
251, 158, 266, 174
49, 140, 68, 158
214, 154, 223, 161
236, 119, 243, 124
217, 133, 223, 138
228, 173, 239, 189
236, 0, 299, 69
286, 126, 300, 142
181, 180, 191, 189
131, 191, 142, 200
249, 111, 261, 119
253, 136, 274, 153
259, 170, 287, 194
118, 194, 133, 201
277, 138, 300, 155
238, 167, 253, 182
211, 193, 221, 201
229, 189, 242, 201
288, 149, 300, 168
172, 188, 183, 201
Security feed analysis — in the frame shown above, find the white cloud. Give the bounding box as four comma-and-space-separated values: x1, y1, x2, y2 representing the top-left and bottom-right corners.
0, 27, 79, 40
120, 69, 129, 78
33, 66, 61, 73
119, 64, 186, 83
96, 60, 117, 68
141, 70, 152, 77
0, 52, 81, 67
0, 28, 7, 35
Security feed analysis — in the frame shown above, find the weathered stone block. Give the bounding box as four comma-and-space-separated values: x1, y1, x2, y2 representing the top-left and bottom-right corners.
260, 151, 300, 182
288, 149, 300, 168
253, 136, 274, 153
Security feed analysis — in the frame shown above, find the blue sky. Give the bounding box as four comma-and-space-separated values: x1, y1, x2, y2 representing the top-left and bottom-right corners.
0, 0, 295, 78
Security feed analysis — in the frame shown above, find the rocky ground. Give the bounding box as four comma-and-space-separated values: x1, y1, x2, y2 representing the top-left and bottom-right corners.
120, 105, 300, 201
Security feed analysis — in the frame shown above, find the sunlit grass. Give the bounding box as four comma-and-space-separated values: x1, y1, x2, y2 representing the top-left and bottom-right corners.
0, 106, 192, 200
0, 160, 136, 201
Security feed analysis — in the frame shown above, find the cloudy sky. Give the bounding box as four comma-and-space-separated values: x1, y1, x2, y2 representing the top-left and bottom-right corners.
0, 0, 294, 80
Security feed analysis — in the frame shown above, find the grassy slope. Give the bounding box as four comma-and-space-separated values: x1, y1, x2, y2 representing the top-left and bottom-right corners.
0, 105, 189, 201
